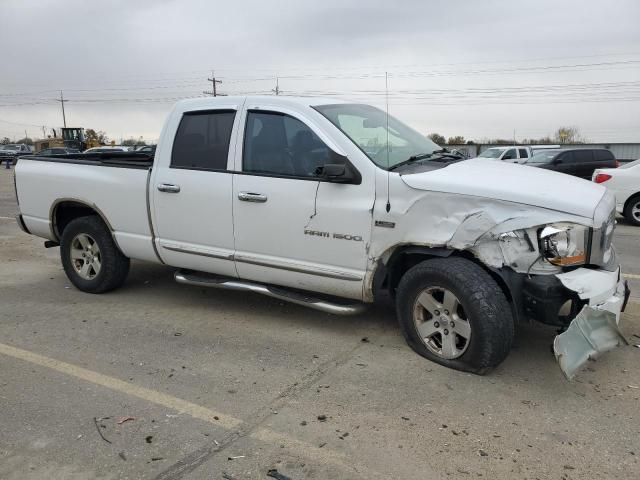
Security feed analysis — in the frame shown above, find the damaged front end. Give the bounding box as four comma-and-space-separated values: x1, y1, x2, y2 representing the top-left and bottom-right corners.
376, 169, 631, 379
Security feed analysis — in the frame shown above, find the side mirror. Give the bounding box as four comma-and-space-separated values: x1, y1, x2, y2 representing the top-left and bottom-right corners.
315, 163, 351, 182
553, 158, 563, 165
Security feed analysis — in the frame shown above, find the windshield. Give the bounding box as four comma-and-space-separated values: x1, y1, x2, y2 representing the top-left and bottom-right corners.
478, 148, 505, 158
2, 145, 20, 151
527, 150, 561, 164
313, 103, 440, 169
620, 158, 640, 169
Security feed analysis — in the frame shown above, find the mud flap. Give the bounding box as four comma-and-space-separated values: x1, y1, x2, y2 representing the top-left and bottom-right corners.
553, 307, 628, 380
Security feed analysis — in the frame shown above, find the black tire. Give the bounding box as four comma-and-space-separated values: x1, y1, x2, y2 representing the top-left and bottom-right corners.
623, 194, 640, 227
60, 216, 130, 293
396, 257, 514, 374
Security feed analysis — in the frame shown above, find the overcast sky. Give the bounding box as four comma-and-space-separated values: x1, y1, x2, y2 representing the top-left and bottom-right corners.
1, 0, 639, 143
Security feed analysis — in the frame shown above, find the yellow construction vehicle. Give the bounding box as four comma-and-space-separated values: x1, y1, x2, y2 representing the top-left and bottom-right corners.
34, 127, 102, 152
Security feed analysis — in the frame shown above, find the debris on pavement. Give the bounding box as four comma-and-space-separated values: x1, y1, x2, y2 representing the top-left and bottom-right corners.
145, 435, 153, 443
360, 337, 369, 343
116, 416, 136, 425
317, 414, 327, 422
151, 457, 164, 462
478, 449, 489, 457
227, 455, 245, 460
118, 451, 127, 461
222, 472, 238, 480
267, 468, 292, 480
93, 417, 112, 444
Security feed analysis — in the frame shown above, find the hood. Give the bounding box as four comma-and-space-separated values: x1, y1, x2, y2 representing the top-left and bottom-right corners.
400, 158, 605, 219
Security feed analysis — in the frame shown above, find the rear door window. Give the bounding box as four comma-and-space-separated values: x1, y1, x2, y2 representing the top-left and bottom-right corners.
171, 110, 236, 170
573, 150, 594, 163
518, 148, 529, 158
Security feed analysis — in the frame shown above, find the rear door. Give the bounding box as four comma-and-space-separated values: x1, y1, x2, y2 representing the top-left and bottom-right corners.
572, 149, 595, 178
150, 104, 240, 277
517, 148, 529, 164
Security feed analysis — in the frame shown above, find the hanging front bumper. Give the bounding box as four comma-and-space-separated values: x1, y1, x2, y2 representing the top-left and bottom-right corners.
553, 267, 630, 380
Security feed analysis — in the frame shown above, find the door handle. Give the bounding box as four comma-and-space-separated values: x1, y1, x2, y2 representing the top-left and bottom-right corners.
238, 191, 268, 203
157, 183, 181, 193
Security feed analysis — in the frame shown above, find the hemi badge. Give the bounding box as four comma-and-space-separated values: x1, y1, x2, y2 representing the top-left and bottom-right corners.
375, 220, 395, 229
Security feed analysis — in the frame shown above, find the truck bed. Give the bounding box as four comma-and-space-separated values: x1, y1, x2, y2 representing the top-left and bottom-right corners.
24, 152, 154, 169
15, 155, 158, 263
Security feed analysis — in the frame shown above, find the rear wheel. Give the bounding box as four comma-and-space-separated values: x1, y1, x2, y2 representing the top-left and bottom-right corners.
60, 216, 130, 293
624, 195, 640, 226
396, 257, 514, 374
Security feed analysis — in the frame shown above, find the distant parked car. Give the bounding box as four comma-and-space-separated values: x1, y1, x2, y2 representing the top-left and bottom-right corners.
525, 148, 617, 179
593, 159, 640, 226
475, 145, 563, 164
135, 145, 156, 154
83, 147, 126, 153
476, 146, 532, 163
0, 143, 32, 164
37, 147, 80, 156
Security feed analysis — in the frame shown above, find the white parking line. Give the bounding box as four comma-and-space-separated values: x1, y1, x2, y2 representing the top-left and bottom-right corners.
0, 342, 385, 479
624, 273, 640, 280
0, 216, 16, 220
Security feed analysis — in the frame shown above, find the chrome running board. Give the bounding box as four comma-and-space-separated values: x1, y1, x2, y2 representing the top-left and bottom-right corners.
174, 270, 367, 316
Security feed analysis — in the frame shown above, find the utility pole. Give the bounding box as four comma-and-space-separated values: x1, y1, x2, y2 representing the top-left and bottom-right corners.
272, 77, 281, 96
57, 90, 67, 128
42, 126, 46, 138
203, 71, 224, 96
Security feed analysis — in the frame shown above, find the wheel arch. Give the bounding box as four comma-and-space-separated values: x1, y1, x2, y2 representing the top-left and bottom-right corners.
50, 198, 118, 245
372, 244, 515, 315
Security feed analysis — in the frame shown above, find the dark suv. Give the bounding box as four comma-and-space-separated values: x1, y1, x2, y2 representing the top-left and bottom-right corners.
525, 148, 617, 179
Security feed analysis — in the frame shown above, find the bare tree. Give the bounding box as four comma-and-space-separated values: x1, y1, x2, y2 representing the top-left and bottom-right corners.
428, 133, 446, 145
85, 129, 109, 145
447, 135, 466, 145
553, 127, 584, 144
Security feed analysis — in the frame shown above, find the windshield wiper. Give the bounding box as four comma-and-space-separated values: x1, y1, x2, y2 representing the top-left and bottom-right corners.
388, 152, 433, 171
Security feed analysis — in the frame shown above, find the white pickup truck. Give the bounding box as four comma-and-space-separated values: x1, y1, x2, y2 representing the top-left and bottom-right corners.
13, 96, 630, 379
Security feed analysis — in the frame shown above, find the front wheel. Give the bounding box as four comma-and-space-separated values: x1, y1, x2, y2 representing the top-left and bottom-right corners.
396, 257, 514, 374
60, 216, 130, 293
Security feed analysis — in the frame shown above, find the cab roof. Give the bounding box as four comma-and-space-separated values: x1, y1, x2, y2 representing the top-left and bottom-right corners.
174, 95, 352, 110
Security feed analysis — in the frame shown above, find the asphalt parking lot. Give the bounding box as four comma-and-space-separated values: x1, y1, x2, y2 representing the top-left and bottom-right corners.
1, 166, 639, 480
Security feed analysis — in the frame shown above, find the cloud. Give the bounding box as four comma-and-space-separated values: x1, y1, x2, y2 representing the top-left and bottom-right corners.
1, 0, 639, 142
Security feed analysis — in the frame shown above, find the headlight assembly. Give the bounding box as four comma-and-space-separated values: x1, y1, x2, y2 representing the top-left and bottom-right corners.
539, 223, 589, 266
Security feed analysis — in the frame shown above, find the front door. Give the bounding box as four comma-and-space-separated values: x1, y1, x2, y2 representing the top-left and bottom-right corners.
232, 105, 373, 300
151, 105, 240, 277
